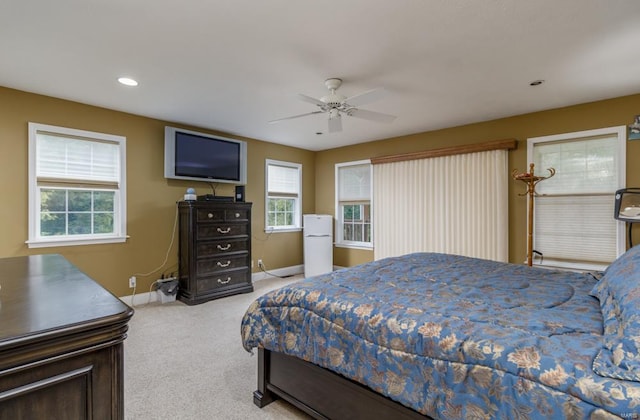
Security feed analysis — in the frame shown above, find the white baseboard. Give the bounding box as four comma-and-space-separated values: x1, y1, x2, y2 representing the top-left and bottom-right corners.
120, 264, 305, 305
252, 264, 304, 282
120, 290, 162, 306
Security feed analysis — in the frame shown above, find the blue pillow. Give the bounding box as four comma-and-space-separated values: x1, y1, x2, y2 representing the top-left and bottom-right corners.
590, 245, 640, 381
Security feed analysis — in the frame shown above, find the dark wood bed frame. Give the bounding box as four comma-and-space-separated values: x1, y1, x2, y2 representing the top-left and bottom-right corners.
253, 348, 431, 419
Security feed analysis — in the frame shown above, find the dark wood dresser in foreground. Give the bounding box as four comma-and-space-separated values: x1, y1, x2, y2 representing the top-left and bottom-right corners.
178, 200, 253, 305
0, 254, 134, 420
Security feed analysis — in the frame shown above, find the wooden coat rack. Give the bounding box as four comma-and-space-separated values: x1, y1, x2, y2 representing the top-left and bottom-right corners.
512, 163, 555, 266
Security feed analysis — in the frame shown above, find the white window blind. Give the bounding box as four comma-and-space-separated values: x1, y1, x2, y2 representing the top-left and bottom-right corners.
534, 196, 617, 263
267, 163, 299, 195
36, 134, 120, 184
529, 127, 625, 269
373, 150, 508, 261
534, 136, 618, 195
338, 163, 371, 202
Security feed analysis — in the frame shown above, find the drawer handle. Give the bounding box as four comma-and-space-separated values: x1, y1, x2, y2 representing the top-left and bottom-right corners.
207, 213, 214, 219
235, 213, 240, 218
217, 227, 231, 234
216, 260, 231, 268
217, 277, 231, 284
217, 243, 232, 251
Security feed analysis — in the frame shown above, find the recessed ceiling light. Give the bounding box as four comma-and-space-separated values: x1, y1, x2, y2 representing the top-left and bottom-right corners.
118, 77, 138, 87
529, 79, 545, 86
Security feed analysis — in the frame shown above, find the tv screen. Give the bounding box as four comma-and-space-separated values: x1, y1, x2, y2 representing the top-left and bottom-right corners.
164, 126, 247, 184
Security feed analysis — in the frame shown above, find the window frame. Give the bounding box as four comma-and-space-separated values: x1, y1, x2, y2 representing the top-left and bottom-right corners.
27, 122, 127, 248
526, 125, 626, 271
335, 160, 373, 249
264, 159, 302, 232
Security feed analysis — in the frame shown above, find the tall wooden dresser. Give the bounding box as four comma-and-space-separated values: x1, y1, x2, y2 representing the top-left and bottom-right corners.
0, 254, 133, 419
178, 200, 253, 305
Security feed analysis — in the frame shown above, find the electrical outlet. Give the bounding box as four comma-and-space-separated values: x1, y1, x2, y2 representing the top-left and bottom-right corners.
129, 276, 136, 288
258, 259, 264, 269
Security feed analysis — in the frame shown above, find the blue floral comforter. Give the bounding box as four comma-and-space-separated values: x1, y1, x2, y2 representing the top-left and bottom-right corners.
241, 253, 640, 419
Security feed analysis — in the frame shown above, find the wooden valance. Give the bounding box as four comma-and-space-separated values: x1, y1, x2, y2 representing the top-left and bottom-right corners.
370, 138, 518, 165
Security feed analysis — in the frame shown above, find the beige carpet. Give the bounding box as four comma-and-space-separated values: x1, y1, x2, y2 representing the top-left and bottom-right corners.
124, 275, 311, 420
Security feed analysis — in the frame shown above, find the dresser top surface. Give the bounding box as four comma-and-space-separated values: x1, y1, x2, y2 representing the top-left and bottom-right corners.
0, 254, 133, 344
179, 200, 252, 208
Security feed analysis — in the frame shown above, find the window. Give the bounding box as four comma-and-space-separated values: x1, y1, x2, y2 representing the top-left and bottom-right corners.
265, 159, 301, 231
527, 126, 626, 270
336, 160, 372, 248
28, 123, 127, 248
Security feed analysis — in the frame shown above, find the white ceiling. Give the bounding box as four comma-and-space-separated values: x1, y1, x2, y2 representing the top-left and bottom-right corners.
1, 1, 639, 151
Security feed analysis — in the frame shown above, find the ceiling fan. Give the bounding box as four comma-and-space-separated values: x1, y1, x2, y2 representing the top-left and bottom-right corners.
269, 78, 397, 133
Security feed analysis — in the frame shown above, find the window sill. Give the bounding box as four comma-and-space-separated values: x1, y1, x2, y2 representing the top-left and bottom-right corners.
525, 259, 608, 273
26, 236, 129, 249
335, 243, 373, 251
264, 227, 302, 234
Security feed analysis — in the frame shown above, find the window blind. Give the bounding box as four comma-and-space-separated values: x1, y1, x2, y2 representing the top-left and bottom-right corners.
534, 195, 617, 263
373, 149, 508, 262
338, 163, 371, 202
534, 135, 618, 195
267, 164, 299, 195
36, 134, 120, 184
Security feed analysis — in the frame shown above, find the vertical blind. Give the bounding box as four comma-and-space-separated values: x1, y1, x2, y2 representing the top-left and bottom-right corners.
532, 135, 619, 264
373, 149, 508, 262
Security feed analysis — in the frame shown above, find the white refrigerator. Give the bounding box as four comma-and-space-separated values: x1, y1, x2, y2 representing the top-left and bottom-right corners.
303, 214, 333, 278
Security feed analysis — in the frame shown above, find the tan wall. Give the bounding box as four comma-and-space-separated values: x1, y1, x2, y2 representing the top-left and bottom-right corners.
2, 86, 638, 295
0, 86, 315, 297
317, 93, 640, 267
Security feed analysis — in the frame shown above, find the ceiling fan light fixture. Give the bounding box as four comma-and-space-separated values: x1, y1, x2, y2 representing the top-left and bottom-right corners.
269, 78, 397, 133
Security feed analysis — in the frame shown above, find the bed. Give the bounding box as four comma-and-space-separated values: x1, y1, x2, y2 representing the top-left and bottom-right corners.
241, 250, 640, 419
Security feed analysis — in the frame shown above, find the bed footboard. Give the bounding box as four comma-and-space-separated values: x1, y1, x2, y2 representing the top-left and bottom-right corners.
254, 348, 430, 419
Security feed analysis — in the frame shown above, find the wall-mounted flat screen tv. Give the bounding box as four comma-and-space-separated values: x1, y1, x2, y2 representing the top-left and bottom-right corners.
164, 126, 247, 184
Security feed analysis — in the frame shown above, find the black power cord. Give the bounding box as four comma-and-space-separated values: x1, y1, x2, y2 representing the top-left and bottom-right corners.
258, 261, 293, 279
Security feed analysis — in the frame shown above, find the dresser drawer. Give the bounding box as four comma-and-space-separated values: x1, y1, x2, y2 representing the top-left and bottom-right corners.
196, 208, 250, 222
196, 223, 248, 240
197, 209, 225, 222
196, 238, 249, 256
196, 254, 249, 276
225, 208, 249, 222
197, 269, 249, 293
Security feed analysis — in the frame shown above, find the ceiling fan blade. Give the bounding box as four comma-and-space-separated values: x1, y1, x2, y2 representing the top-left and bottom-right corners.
344, 88, 387, 107
268, 110, 324, 124
347, 108, 397, 124
297, 93, 325, 107
328, 115, 342, 133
